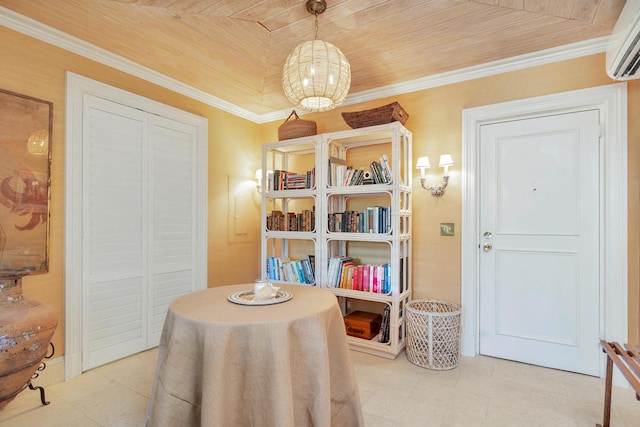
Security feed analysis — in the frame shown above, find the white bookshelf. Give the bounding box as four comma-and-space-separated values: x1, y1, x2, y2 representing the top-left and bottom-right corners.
260, 122, 412, 358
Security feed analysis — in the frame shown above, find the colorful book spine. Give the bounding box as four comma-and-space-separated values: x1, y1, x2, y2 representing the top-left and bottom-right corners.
360, 265, 368, 292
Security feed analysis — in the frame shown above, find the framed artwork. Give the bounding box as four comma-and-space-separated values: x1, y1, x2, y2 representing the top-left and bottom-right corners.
0, 88, 52, 273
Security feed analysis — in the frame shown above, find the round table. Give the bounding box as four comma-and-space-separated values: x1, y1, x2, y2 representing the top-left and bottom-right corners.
146, 284, 364, 427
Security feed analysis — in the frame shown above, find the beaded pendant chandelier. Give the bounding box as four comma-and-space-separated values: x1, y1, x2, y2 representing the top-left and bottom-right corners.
282, 0, 351, 112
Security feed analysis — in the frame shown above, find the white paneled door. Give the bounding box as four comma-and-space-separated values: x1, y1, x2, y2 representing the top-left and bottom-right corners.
479, 110, 601, 376
82, 95, 202, 370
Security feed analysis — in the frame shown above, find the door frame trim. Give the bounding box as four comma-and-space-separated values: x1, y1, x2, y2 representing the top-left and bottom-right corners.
461, 83, 628, 379
64, 72, 208, 380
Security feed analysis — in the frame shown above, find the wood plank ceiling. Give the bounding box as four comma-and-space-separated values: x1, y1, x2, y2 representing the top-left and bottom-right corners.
0, 0, 626, 115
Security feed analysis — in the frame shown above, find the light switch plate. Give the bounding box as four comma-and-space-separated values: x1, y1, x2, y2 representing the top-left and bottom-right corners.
440, 223, 454, 236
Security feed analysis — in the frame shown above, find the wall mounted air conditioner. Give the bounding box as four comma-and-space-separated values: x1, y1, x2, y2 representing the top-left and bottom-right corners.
606, 0, 640, 80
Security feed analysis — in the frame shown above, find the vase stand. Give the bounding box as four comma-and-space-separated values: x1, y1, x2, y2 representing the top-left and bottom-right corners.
0, 342, 55, 408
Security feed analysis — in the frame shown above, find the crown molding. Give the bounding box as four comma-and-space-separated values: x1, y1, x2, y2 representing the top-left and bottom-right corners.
342, 36, 609, 107
0, 6, 262, 123
0, 6, 609, 124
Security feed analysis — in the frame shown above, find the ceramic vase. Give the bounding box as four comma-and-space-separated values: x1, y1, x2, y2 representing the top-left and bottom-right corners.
0, 269, 57, 411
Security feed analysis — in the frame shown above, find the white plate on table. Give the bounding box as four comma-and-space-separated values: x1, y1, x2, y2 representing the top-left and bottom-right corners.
227, 289, 292, 306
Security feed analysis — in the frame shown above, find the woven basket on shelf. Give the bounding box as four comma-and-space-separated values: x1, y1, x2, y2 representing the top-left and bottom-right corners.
341, 102, 408, 129
278, 110, 317, 141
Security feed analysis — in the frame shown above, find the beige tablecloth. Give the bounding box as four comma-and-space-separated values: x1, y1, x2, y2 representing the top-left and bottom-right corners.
146, 284, 364, 427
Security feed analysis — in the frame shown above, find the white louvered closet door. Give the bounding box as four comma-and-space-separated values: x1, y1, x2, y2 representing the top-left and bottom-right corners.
148, 117, 198, 345
82, 95, 199, 370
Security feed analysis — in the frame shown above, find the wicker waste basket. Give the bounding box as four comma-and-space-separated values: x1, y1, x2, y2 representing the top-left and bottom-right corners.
406, 299, 461, 370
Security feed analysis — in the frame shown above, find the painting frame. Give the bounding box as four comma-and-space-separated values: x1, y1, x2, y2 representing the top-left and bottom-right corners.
0, 88, 53, 273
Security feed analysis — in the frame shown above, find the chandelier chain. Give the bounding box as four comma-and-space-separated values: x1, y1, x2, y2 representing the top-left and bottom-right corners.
314, 12, 319, 40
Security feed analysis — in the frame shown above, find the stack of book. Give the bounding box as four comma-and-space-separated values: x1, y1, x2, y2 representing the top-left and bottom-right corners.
328, 206, 390, 233
328, 154, 393, 186
268, 168, 315, 191
267, 208, 315, 231
266, 256, 315, 284
370, 154, 392, 184
327, 257, 391, 293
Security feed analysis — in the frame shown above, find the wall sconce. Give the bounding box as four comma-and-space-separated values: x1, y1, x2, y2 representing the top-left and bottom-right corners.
255, 169, 263, 193
416, 154, 454, 197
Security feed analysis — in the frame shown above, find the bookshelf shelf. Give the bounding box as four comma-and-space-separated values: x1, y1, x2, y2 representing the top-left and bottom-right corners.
266, 189, 317, 197
264, 231, 317, 239
261, 122, 412, 359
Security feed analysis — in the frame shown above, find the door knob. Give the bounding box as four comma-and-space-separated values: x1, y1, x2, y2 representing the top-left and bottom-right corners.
483, 243, 493, 252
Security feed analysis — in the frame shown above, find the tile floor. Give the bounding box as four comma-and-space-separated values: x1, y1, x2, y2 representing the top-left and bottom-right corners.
1, 348, 639, 427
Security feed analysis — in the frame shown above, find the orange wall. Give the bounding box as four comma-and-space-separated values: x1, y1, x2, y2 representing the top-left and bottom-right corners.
0, 26, 264, 356
261, 54, 640, 344
1, 23, 638, 361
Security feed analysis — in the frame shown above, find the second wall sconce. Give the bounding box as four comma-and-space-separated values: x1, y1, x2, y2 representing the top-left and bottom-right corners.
255, 169, 274, 194
416, 154, 453, 197
255, 169, 263, 193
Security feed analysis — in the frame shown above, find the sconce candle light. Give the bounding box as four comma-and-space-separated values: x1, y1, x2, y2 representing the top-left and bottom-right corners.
255, 169, 263, 193
417, 154, 453, 197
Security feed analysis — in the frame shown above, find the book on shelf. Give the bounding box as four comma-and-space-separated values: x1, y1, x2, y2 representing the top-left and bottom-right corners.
343, 167, 354, 186
328, 156, 346, 187
282, 260, 296, 282
351, 169, 365, 185
295, 261, 306, 283
307, 255, 315, 278
399, 256, 406, 293
362, 265, 370, 292
379, 154, 393, 183
305, 168, 316, 189
334, 212, 343, 232
372, 265, 379, 293
369, 156, 394, 184
339, 261, 355, 289
352, 265, 361, 291
302, 257, 315, 283
379, 305, 391, 343
335, 257, 353, 287
369, 161, 383, 184
384, 264, 391, 293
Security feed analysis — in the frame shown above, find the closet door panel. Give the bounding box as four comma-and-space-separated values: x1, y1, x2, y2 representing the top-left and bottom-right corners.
82, 96, 148, 370
149, 118, 198, 344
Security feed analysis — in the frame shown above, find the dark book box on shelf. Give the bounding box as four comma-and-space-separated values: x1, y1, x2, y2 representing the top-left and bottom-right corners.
344, 311, 382, 340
